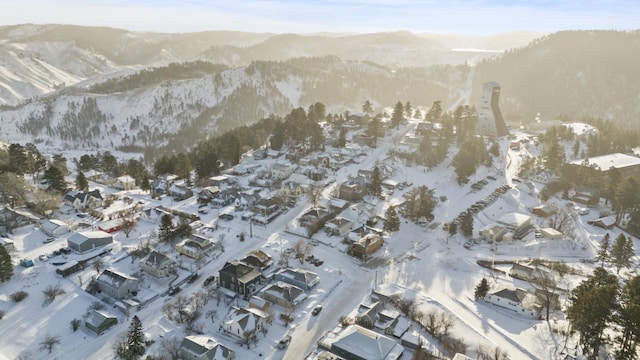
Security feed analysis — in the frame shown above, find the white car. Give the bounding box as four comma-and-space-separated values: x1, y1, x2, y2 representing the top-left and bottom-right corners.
39, 254, 49, 262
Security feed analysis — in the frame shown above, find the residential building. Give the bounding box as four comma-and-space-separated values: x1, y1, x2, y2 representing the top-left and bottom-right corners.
253, 197, 280, 224
140, 250, 175, 278
485, 287, 540, 319
169, 184, 193, 201
240, 249, 273, 272
180, 335, 235, 360
274, 268, 319, 291
348, 233, 384, 259
322, 325, 404, 360
324, 217, 354, 237
114, 175, 136, 190
94, 269, 139, 300
261, 282, 307, 309
221, 307, 270, 341
218, 260, 262, 295
176, 234, 215, 260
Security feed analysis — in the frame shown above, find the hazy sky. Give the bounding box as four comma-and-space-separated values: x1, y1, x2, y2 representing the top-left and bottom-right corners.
1, 0, 638, 35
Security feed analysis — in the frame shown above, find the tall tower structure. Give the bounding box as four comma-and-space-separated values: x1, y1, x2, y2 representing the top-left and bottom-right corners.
477, 82, 509, 138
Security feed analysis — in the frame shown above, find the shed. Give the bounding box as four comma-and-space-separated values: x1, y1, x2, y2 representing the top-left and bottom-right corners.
40, 219, 69, 237
540, 227, 563, 239
67, 231, 113, 254
85, 310, 118, 335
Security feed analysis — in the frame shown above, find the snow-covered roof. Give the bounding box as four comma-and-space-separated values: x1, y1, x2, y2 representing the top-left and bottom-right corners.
569, 152, 640, 170
329, 325, 404, 360
497, 212, 532, 228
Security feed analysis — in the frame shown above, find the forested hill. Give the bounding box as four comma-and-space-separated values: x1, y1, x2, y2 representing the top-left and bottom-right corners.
0, 57, 466, 154
472, 30, 640, 128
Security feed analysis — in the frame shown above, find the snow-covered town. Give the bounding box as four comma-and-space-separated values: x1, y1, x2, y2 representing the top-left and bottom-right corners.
1, 101, 639, 360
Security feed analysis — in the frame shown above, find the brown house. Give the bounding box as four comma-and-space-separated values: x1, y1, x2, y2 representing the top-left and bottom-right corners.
348, 233, 384, 259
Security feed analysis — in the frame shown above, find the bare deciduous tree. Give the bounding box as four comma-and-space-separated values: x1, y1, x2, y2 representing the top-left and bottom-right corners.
38, 334, 61, 354
293, 239, 313, 264
42, 283, 66, 305
159, 337, 181, 360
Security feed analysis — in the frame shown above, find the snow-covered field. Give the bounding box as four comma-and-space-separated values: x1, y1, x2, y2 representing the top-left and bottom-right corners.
0, 119, 637, 360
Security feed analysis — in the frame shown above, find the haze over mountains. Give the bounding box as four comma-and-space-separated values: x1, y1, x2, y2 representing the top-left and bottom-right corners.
0, 24, 638, 154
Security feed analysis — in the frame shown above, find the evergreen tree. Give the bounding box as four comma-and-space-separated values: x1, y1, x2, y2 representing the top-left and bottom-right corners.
75, 172, 88, 192
43, 166, 68, 193
140, 174, 150, 193
567, 267, 619, 359
383, 206, 400, 232
362, 100, 373, 115
126, 316, 145, 359
595, 233, 610, 267
159, 214, 175, 243
611, 234, 635, 274
370, 167, 382, 197
425, 100, 442, 122
0, 244, 13, 282
474, 278, 489, 300
391, 101, 404, 129
367, 114, 382, 147
270, 122, 286, 151
460, 213, 474, 238
615, 275, 640, 360
336, 128, 346, 148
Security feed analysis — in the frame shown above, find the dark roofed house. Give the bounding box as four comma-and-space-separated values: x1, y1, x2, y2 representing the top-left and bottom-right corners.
94, 269, 139, 300
140, 250, 175, 278
218, 260, 262, 295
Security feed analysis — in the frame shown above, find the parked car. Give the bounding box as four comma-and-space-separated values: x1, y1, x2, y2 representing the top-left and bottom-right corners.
43, 237, 55, 243
168, 286, 181, 295
187, 273, 199, 283
277, 335, 292, 350
39, 254, 49, 262
219, 214, 234, 220
312, 305, 323, 316
203, 276, 216, 287
198, 207, 208, 214
60, 247, 72, 254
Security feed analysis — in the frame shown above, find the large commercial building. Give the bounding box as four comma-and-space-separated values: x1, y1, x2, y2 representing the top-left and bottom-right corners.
477, 82, 510, 138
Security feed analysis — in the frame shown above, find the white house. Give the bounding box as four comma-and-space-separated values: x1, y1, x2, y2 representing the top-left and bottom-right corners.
180, 335, 235, 360
114, 175, 136, 190
140, 250, 175, 278
270, 162, 297, 181
221, 307, 270, 341
485, 286, 540, 318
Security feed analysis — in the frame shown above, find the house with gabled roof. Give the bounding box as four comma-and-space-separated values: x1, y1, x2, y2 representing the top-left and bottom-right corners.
140, 250, 175, 278
198, 186, 220, 205
176, 234, 215, 260
253, 197, 280, 224
323, 324, 404, 360
324, 217, 354, 237
348, 233, 384, 259
221, 307, 270, 341
485, 286, 541, 318
240, 249, 272, 272
114, 175, 136, 190
94, 269, 139, 300
169, 184, 193, 201
218, 260, 262, 295
261, 282, 307, 309
180, 335, 235, 360
270, 162, 297, 181
274, 268, 319, 291
63, 190, 103, 211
